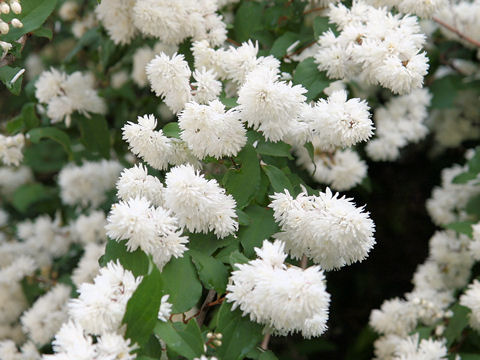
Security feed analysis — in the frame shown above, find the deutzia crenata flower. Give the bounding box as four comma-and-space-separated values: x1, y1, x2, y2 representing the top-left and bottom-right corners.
72, 243, 105, 287
146, 53, 192, 113
58, 160, 122, 208
191, 68, 222, 104
95, 0, 137, 45
369, 298, 418, 336
315, 1, 429, 95
227, 240, 330, 338
164, 164, 238, 238
178, 100, 247, 159
21, 284, 71, 346
68, 261, 142, 335
269, 188, 375, 270
460, 280, 480, 331
436, 2, 480, 50
116, 163, 165, 207
296, 146, 367, 191
158, 294, 173, 322
71, 211, 107, 244
238, 67, 306, 142
0, 133, 24, 166
35, 69, 106, 126
300, 90, 373, 149
45, 320, 137, 360
106, 197, 188, 269
391, 334, 448, 360
0, 166, 32, 198
365, 0, 447, 19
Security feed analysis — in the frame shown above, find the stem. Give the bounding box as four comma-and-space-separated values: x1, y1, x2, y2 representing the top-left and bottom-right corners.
303, 6, 326, 15
196, 289, 216, 327
261, 331, 271, 350
300, 255, 308, 269
284, 40, 317, 59
433, 16, 480, 48
226, 38, 241, 47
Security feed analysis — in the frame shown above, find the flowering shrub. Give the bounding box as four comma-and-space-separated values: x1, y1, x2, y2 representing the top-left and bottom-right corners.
1, 0, 480, 359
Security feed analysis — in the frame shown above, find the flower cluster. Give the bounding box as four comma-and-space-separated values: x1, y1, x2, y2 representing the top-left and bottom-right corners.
0, 133, 24, 166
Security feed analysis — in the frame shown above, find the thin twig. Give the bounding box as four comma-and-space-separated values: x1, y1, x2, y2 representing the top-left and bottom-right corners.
300, 255, 308, 269
433, 16, 480, 48
303, 6, 326, 15
284, 40, 317, 59
261, 331, 271, 350
226, 38, 241, 47
196, 289, 217, 327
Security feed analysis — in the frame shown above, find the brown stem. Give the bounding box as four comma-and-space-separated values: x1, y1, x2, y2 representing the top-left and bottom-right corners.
433, 16, 480, 48
300, 255, 308, 269
227, 38, 241, 47
303, 6, 326, 15
207, 294, 227, 307
196, 289, 217, 327
261, 331, 271, 350
284, 40, 317, 59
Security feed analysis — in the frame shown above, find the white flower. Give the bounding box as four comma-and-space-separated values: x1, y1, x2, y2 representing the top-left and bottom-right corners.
270, 188, 375, 270
106, 197, 188, 268
392, 334, 448, 360
0, 133, 25, 166
227, 240, 330, 338
72, 243, 105, 287
95, 332, 137, 360
21, 284, 71, 346
238, 67, 306, 142
58, 160, 122, 208
116, 164, 165, 207
95, 0, 137, 45
71, 211, 107, 245
164, 164, 238, 238
146, 52, 192, 113
158, 294, 173, 322
68, 261, 141, 335
192, 68, 222, 104
178, 100, 247, 159
122, 114, 174, 170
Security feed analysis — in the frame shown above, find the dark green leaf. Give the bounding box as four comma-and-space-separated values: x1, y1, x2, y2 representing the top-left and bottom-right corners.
223, 145, 261, 209
6, 103, 40, 134
262, 164, 294, 194
32, 26, 53, 40
313, 17, 330, 39
190, 249, 229, 294
154, 320, 204, 359
0, 66, 24, 95
229, 250, 250, 268
430, 75, 462, 109
256, 139, 292, 159
216, 302, 263, 360
259, 351, 279, 360
99, 239, 150, 277
270, 32, 299, 59
27, 127, 73, 160
293, 58, 330, 101
159, 254, 202, 313
466, 194, 480, 218
444, 303, 470, 347
77, 114, 111, 158
234, 2, 264, 42
468, 149, 480, 174
123, 264, 164, 347
238, 205, 279, 257
65, 27, 100, 62
236, 209, 250, 226
12, 183, 54, 213
452, 171, 477, 184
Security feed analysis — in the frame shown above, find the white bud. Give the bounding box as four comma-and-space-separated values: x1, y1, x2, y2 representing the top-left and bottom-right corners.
213, 340, 222, 347
215, 333, 222, 339
0, 40, 12, 52
0, 21, 9, 34
10, 1, 20, 14
11, 18, 22, 28
206, 332, 214, 339
0, 2, 10, 14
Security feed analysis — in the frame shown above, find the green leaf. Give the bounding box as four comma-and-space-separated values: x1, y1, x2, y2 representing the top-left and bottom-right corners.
159, 254, 202, 313
12, 183, 55, 213
0, 66, 24, 95
452, 171, 477, 184
259, 351, 279, 360
99, 239, 150, 277
0, 0, 57, 42
32, 26, 53, 40
444, 303, 470, 347
293, 57, 330, 101
7, 103, 40, 134
77, 114, 111, 158
262, 164, 294, 194
468, 149, 480, 174
270, 32, 299, 59
444, 221, 474, 238
466, 194, 480, 218
223, 145, 261, 209
215, 302, 263, 360
65, 27, 100, 62
234, 2, 264, 43
430, 75, 462, 109
154, 320, 204, 359
190, 249, 229, 294
238, 205, 279, 257
255, 139, 292, 159
27, 127, 73, 160
313, 17, 330, 39
412, 326, 433, 341
236, 209, 250, 226
162, 122, 181, 139
123, 264, 163, 347
229, 250, 250, 268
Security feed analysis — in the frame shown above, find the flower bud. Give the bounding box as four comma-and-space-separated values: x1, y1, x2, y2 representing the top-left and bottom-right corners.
11, 18, 22, 28
0, 2, 10, 14
10, 1, 20, 14
0, 21, 9, 34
